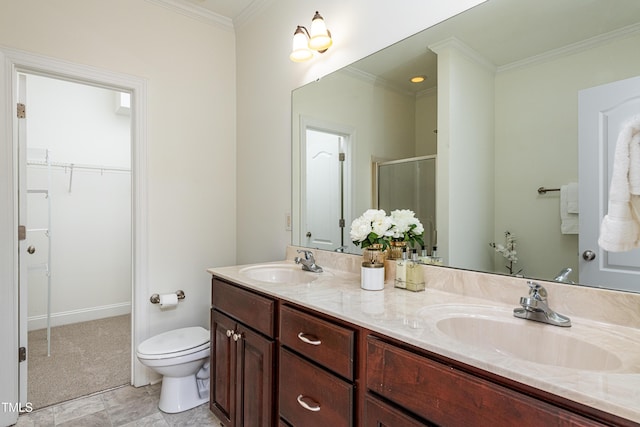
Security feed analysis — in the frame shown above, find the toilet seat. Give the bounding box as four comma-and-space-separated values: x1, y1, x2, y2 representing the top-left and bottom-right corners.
137, 326, 209, 360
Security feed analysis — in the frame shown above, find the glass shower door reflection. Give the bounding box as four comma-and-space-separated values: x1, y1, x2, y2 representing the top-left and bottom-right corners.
377, 155, 436, 250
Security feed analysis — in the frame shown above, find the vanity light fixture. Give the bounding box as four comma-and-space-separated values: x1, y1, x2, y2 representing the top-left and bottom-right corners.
289, 11, 333, 62
410, 75, 426, 83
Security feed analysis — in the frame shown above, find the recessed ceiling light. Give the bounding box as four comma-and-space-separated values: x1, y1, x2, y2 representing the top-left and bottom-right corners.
410, 75, 426, 83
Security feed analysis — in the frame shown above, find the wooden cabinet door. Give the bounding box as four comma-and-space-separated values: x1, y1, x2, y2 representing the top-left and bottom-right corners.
210, 310, 236, 426
235, 325, 275, 427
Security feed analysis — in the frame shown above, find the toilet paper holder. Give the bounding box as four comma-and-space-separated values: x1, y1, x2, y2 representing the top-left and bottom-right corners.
150, 290, 185, 304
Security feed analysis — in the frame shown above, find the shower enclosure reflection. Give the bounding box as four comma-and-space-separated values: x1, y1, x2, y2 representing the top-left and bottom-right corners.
376, 156, 437, 252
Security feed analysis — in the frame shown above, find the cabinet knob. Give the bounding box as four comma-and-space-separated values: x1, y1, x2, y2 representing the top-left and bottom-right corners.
297, 332, 322, 346
226, 329, 234, 338
232, 332, 243, 342
296, 394, 321, 412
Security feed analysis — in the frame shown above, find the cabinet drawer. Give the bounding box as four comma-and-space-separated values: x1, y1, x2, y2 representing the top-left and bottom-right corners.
211, 278, 275, 338
280, 305, 355, 380
279, 348, 353, 427
364, 395, 432, 427
366, 336, 606, 427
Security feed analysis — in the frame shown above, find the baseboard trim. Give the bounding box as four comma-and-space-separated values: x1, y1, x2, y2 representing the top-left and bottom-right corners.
28, 302, 131, 331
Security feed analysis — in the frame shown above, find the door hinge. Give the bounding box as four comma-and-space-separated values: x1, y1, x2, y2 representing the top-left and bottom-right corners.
338, 218, 345, 228
17, 103, 26, 119
339, 152, 345, 162
18, 347, 26, 362
18, 225, 26, 241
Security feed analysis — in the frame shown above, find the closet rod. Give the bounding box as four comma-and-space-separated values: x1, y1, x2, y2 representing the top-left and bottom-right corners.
27, 159, 130, 173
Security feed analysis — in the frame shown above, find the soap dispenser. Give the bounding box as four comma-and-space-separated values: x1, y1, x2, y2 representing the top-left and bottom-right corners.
406, 248, 425, 292
394, 247, 407, 289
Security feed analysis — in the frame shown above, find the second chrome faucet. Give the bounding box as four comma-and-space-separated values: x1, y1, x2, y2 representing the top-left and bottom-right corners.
514, 281, 571, 327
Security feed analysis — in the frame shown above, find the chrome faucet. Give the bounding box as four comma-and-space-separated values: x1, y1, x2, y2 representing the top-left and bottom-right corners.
553, 267, 574, 284
294, 249, 323, 273
513, 281, 571, 327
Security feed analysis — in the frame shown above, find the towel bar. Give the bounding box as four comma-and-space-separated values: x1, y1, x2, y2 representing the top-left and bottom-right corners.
537, 186, 560, 194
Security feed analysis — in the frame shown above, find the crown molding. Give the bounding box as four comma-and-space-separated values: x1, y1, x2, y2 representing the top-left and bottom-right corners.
429, 36, 497, 73
498, 22, 640, 73
342, 66, 417, 98
233, 0, 272, 30
145, 0, 234, 31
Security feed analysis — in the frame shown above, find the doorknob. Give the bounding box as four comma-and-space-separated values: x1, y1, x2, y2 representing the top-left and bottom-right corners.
306, 232, 312, 238
27, 246, 36, 254
582, 250, 596, 261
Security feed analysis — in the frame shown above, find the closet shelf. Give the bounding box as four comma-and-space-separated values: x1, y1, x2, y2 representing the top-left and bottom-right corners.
27, 159, 130, 173
27, 189, 49, 195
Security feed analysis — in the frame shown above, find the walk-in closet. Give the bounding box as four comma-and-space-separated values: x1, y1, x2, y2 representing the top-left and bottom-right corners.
22, 73, 132, 408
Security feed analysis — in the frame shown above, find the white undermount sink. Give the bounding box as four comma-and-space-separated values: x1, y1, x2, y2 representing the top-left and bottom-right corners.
419, 305, 634, 372
239, 264, 322, 284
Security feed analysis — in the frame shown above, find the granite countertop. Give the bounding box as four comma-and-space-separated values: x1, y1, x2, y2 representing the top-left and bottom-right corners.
208, 257, 640, 424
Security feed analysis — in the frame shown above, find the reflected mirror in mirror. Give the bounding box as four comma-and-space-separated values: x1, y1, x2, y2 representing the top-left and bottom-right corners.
291, 0, 640, 292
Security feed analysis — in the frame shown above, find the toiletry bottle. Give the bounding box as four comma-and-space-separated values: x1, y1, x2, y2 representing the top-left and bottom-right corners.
431, 245, 443, 265
418, 245, 429, 264
394, 247, 407, 289
406, 248, 425, 292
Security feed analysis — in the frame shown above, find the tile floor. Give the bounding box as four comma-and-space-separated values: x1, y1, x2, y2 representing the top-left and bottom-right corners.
15, 384, 223, 426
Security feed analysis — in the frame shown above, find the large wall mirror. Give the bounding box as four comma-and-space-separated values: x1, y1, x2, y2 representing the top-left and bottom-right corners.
292, 0, 640, 293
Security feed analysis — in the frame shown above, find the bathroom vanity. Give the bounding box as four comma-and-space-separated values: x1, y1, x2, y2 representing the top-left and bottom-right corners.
208, 249, 640, 427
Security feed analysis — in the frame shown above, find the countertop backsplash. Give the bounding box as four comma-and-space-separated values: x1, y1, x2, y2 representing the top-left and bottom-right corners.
286, 245, 640, 329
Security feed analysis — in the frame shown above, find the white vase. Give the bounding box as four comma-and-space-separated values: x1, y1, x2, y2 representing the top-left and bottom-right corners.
361, 263, 385, 291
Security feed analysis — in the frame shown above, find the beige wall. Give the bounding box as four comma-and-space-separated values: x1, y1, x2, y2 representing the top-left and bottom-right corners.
416, 90, 439, 156
0, 0, 237, 336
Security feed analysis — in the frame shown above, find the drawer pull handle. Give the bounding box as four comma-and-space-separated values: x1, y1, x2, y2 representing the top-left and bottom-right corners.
296, 394, 321, 412
297, 332, 321, 346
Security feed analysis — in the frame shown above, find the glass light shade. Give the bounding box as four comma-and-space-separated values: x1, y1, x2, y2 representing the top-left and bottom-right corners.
290, 27, 313, 62
308, 12, 332, 51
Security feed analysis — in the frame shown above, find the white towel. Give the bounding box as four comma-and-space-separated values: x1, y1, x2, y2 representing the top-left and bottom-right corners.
560, 185, 578, 234
598, 115, 640, 252
567, 182, 579, 213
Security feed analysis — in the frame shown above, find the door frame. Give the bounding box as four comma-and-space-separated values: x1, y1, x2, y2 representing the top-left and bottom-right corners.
0, 47, 150, 422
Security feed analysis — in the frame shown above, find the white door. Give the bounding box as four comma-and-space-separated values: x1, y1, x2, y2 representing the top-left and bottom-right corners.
303, 129, 345, 251
17, 73, 29, 410
578, 75, 640, 292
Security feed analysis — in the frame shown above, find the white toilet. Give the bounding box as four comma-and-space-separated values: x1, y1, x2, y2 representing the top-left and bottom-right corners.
136, 326, 210, 413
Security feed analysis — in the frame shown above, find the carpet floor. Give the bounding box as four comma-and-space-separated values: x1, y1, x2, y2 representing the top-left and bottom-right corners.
28, 314, 131, 410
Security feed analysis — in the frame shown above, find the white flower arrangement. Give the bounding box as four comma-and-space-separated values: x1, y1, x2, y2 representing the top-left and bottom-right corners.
490, 231, 522, 275
350, 209, 425, 250
389, 209, 425, 248
350, 209, 394, 250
